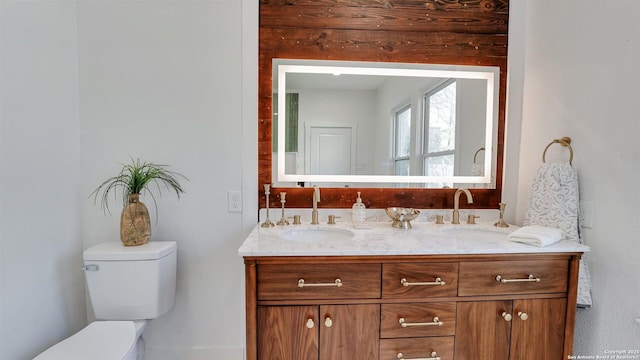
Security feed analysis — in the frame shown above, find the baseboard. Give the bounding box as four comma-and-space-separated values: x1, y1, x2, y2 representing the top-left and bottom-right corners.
143, 346, 244, 360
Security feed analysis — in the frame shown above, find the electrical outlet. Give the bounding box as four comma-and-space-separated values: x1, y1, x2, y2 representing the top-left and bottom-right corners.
579, 200, 594, 228
228, 191, 242, 212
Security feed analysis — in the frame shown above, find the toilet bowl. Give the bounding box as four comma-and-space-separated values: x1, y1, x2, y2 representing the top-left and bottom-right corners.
33, 320, 146, 360
33, 241, 177, 360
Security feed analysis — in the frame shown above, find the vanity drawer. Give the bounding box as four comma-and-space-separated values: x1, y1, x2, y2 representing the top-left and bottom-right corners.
257, 263, 381, 300
380, 337, 454, 360
381, 302, 456, 338
382, 263, 458, 298
458, 260, 569, 296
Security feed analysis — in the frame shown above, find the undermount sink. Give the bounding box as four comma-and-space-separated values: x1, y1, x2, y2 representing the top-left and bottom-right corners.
279, 228, 355, 242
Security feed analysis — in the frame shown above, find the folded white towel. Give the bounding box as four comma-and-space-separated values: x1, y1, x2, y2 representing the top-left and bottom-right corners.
507, 225, 563, 247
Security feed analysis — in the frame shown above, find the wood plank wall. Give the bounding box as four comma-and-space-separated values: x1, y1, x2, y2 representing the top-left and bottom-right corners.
258, 0, 509, 210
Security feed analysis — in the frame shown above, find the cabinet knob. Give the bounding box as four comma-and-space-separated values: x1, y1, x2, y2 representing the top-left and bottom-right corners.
306, 319, 315, 329
501, 312, 512, 321
517, 312, 529, 321
324, 317, 333, 328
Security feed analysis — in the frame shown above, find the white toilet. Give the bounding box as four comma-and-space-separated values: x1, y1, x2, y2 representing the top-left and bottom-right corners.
34, 241, 177, 360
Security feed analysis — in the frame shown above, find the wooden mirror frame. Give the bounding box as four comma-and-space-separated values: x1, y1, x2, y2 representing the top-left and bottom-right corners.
258, 0, 509, 210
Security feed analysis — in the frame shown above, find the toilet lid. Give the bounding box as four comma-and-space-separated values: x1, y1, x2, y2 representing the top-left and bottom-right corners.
33, 321, 137, 360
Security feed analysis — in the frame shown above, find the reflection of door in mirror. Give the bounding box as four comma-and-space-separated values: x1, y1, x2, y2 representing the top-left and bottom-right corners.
306, 125, 355, 176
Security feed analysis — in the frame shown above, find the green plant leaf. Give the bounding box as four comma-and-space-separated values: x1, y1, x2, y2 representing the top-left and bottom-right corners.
90, 157, 188, 220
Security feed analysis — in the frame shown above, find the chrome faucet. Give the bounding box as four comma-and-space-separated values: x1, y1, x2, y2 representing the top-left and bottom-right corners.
311, 186, 321, 224
452, 188, 473, 224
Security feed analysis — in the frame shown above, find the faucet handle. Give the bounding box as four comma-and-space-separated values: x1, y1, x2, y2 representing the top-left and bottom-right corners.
289, 215, 301, 225
327, 215, 341, 225
467, 215, 479, 224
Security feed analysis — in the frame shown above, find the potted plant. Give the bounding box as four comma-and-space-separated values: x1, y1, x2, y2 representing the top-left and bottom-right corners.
91, 158, 188, 246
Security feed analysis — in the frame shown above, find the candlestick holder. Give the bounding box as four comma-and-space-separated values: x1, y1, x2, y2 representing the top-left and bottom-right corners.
261, 184, 275, 228
494, 203, 509, 228
276, 192, 289, 226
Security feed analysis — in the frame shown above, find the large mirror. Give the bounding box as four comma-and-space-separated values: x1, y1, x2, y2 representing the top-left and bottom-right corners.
272, 59, 499, 189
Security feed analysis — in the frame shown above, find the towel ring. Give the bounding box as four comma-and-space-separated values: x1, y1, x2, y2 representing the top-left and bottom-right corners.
473, 147, 485, 164
542, 137, 573, 165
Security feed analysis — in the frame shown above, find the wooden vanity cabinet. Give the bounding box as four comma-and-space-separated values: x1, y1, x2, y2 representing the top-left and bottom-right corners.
244, 254, 581, 360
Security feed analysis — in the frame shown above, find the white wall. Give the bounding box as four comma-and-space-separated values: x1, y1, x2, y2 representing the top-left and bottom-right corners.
0, 2, 86, 358
456, 79, 487, 177
77, 0, 257, 358
1, 0, 258, 358
508, 0, 640, 353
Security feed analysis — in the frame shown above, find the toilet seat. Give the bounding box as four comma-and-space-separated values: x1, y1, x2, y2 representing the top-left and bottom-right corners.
33, 321, 138, 360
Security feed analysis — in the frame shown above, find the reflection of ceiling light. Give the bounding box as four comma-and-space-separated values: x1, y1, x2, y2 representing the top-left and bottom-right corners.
332, 72, 341, 76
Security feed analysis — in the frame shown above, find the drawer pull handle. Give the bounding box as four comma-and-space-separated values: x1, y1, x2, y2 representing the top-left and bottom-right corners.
396, 351, 441, 360
298, 278, 343, 288
400, 277, 445, 287
495, 274, 540, 283
501, 312, 512, 321
306, 319, 315, 329
399, 317, 443, 327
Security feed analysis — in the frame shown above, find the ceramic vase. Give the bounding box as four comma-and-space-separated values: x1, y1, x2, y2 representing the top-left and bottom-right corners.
120, 193, 151, 246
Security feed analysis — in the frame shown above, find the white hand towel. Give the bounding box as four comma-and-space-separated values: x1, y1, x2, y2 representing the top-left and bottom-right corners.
507, 225, 562, 247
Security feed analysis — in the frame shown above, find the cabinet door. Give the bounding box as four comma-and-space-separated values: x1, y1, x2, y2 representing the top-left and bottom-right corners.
257, 306, 318, 360
510, 298, 567, 360
454, 301, 512, 360
320, 304, 380, 360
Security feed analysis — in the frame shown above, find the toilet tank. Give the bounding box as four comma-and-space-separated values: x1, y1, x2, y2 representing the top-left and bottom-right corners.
83, 241, 177, 320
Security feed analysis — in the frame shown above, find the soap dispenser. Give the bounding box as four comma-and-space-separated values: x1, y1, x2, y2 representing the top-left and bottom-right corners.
352, 192, 367, 226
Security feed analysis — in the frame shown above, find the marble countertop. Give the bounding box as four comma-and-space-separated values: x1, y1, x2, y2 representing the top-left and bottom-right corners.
238, 209, 590, 257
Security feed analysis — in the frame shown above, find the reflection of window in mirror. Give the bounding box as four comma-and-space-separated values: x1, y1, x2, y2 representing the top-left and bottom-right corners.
423, 80, 456, 187
272, 93, 299, 152
393, 105, 411, 176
